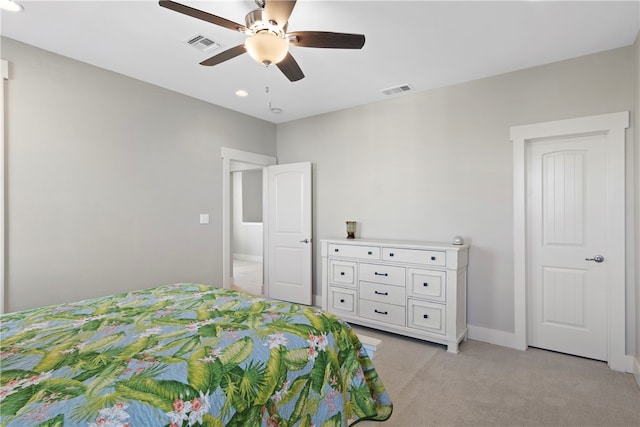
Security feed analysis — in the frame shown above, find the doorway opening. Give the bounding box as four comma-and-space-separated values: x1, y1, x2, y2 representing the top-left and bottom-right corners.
231, 169, 264, 296
221, 147, 276, 292
222, 148, 313, 305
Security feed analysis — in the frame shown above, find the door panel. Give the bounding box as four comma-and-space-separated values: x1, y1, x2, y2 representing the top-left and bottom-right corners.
527, 134, 607, 361
542, 267, 587, 328
542, 151, 585, 246
266, 162, 312, 305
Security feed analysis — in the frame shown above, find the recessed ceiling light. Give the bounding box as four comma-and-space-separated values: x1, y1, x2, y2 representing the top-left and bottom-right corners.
235, 90, 249, 97
0, 0, 24, 12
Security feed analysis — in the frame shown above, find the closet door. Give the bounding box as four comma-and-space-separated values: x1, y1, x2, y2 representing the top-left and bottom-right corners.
527, 135, 608, 361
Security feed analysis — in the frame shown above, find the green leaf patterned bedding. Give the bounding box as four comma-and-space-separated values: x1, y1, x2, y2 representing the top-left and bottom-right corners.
0, 283, 392, 426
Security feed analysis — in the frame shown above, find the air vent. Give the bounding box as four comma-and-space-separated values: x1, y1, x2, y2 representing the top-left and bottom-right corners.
381, 84, 414, 96
185, 34, 221, 53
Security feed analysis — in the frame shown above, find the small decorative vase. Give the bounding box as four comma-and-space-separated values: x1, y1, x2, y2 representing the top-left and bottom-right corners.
346, 221, 356, 239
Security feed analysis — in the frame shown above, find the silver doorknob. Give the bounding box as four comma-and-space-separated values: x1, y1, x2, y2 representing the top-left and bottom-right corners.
585, 255, 604, 263
299, 238, 309, 244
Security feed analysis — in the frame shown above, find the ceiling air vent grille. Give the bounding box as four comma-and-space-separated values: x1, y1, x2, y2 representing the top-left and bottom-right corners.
185, 34, 221, 53
381, 84, 414, 96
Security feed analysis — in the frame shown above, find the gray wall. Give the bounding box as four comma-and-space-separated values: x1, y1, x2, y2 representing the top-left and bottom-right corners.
242, 169, 263, 223
2, 37, 277, 312
276, 46, 636, 340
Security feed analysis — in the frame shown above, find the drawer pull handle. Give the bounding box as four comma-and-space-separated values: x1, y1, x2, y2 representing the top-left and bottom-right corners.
340, 272, 345, 276
431, 256, 436, 261
368, 251, 373, 255
340, 299, 345, 303
423, 282, 429, 287
374, 291, 388, 296
334, 249, 339, 252
423, 314, 429, 319
374, 272, 388, 277
374, 309, 388, 315
389, 253, 395, 257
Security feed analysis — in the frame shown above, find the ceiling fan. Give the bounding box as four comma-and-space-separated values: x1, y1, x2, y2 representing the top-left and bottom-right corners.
159, 0, 365, 82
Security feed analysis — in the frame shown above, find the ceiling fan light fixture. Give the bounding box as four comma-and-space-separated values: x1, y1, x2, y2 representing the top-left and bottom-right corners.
245, 32, 288, 66
160, 0, 365, 82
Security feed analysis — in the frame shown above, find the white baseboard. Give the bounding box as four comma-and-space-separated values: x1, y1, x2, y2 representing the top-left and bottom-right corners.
467, 324, 517, 349
620, 355, 633, 374
468, 325, 636, 374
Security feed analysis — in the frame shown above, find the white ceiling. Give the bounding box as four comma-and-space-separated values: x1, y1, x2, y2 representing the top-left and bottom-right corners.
2, 1, 639, 124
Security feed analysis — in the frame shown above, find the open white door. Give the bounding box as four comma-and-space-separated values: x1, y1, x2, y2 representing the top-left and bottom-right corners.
265, 162, 312, 305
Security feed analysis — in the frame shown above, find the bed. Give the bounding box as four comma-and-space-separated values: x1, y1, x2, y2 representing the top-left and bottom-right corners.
0, 283, 392, 426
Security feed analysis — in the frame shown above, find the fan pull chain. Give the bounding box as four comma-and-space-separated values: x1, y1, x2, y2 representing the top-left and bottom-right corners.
265, 85, 283, 114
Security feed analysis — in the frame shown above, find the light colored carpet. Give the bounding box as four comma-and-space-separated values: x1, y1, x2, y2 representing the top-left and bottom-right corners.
232, 257, 263, 296
352, 326, 640, 427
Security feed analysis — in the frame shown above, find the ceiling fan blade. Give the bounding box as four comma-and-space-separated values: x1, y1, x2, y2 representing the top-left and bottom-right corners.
200, 45, 247, 66
288, 31, 365, 49
159, 0, 247, 32
276, 53, 305, 82
264, 0, 297, 28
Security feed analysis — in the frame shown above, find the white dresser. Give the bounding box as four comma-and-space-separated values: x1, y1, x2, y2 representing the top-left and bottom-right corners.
321, 239, 469, 353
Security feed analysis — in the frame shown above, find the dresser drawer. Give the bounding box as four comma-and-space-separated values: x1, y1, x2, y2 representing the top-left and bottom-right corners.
359, 299, 405, 326
359, 263, 405, 286
360, 282, 406, 306
407, 268, 446, 302
329, 260, 357, 287
329, 243, 380, 260
382, 247, 446, 267
329, 287, 357, 314
407, 299, 445, 335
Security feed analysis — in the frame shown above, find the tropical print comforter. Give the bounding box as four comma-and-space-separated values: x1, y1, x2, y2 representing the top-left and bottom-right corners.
0, 284, 392, 426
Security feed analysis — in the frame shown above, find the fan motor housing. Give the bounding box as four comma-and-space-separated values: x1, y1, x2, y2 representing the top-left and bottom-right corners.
246, 9, 275, 31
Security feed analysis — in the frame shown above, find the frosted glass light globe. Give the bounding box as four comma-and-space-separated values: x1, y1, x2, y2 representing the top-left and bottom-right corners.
245, 32, 288, 66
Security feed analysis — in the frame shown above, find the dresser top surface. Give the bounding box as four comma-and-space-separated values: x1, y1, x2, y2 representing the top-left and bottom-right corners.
321, 238, 469, 251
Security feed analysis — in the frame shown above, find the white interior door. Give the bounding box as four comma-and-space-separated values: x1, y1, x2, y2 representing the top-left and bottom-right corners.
266, 162, 312, 305
527, 134, 608, 360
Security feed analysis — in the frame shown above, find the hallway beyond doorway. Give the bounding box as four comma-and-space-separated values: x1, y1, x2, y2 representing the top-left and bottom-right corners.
232, 256, 263, 296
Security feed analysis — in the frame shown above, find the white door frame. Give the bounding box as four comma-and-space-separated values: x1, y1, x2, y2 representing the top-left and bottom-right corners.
510, 111, 629, 372
221, 147, 276, 289
1, 59, 8, 314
